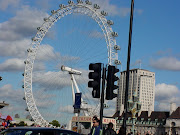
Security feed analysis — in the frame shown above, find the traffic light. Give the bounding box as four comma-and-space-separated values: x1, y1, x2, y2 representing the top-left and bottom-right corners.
88, 63, 102, 98
106, 65, 119, 100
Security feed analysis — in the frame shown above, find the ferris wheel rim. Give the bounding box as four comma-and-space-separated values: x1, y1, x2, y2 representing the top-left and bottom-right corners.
24, 1, 119, 127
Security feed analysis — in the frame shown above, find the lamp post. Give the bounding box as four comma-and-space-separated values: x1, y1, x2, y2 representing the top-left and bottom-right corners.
128, 91, 141, 135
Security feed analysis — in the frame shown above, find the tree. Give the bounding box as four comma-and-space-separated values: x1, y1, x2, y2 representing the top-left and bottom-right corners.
18, 121, 27, 126
15, 114, 20, 118
50, 120, 60, 127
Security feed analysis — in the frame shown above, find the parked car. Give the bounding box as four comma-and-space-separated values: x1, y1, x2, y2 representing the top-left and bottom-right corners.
0, 127, 80, 135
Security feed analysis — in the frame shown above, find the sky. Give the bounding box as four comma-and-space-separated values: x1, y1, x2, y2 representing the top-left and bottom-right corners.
0, 0, 180, 125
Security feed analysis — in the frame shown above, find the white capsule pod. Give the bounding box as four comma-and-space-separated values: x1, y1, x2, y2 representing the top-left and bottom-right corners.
114, 60, 121, 65
85, 0, 92, 5
77, 0, 83, 4
25, 107, 29, 111
44, 17, 49, 22
114, 45, 121, 50
31, 37, 38, 41
24, 60, 29, 64
68, 0, 74, 5
59, 4, 65, 9
27, 48, 33, 53
94, 4, 100, 9
37, 27, 40, 30
101, 11, 108, 16
107, 20, 114, 25
51, 10, 56, 14
111, 32, 118, 37
37, 27, 44, 32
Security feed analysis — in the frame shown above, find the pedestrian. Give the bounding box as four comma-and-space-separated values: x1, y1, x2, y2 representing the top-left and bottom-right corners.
13, 123, 17, 127
118, 127, 125, 135
104, 122, 116, 135
89, 116, 102, 135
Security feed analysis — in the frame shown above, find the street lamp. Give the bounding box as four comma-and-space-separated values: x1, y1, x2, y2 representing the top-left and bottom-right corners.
128, 91, 141, 135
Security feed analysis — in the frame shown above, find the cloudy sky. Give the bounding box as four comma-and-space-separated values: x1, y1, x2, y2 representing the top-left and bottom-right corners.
0, 0, 180, 124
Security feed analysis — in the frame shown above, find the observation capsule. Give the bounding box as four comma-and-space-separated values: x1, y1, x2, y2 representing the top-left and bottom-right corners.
59, 4, 65, 9
101, 11, 108, 16
94, 4, 100, 9
37, 27, 40, 30
77, 0, 83, 4
25, 107, 29, 111
37, 27, 44, 32
31, 37, 38, 41
111, 32, 118, 37
114, 60, 121, 65
44, 17, 49, 22
85, 0, 92, 5
107, 20, 114, 25
27, 48, 33, 53
51, 10, 56, 14
68, 0, 74, 5
114, 45, 121, 50
24, 60, 29, 64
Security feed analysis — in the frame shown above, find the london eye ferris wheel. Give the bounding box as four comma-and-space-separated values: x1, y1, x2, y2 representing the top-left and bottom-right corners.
24, 0, 121, 127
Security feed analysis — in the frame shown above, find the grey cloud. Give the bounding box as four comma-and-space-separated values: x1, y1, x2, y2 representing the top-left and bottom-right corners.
0, 39, 30, 57
0, 58, 45, 72
0, 84, 26, 111
33, 89, 56, 109
150, 57, 180, 71
0, 58, 25, 72
0, 84, 23, 101
32, 69, 88, 90
155, 83, 180, 111
0, 0, 20, 11
0, 5, 48, 41
59, 105, 74, 114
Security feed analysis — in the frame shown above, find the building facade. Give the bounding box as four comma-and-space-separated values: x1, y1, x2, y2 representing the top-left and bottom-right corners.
113, 104, 180, 135
117, 69, 155, 113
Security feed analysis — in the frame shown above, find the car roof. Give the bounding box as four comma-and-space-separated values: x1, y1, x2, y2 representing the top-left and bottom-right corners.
9, 127, 64, 130
7, 127, 79, 134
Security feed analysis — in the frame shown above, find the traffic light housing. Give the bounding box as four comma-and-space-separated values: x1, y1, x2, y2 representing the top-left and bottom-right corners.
106, 65, 119, 100
88, 63, 102, 98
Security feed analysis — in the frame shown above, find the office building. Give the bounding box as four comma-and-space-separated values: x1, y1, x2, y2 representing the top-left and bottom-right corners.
117, 69, 155, 113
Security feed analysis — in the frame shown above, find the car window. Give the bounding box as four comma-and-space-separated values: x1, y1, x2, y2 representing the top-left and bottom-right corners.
25, 131, 33, 135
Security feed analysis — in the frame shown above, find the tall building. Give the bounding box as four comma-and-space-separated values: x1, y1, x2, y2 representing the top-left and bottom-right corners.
116, 69, 155, 113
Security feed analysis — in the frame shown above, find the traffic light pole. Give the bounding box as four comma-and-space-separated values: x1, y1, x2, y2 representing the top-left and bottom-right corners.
100, 66, 106, 130
122, 0, 134, 134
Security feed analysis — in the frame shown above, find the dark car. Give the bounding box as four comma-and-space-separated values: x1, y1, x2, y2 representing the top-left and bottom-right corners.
0, 127, 80, 135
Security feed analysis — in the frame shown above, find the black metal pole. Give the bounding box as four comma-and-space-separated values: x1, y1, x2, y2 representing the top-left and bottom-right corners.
122, 0, 134, 134
100, 66, 106, 130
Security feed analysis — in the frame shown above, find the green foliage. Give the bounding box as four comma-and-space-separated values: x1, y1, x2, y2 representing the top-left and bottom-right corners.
49, 120, 60, 127
17, 121, 27, 126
